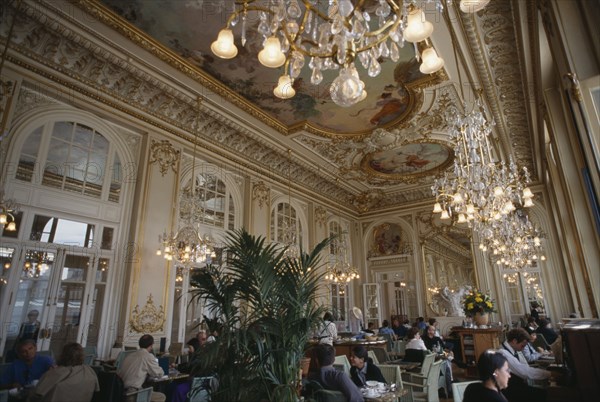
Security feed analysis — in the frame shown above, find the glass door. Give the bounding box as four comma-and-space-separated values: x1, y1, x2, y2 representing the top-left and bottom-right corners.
363, 283, 381, 329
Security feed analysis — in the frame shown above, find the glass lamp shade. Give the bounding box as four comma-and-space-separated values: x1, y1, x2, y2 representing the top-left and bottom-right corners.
419, 47, 445, 74
403, 8, 434, 43
6, 221, 16, 231
258, 36, 286, 68
460, 0, 491, 13
0, 213, 6, 224
211, 29, 238, 59
273, 75, 296, 99
433, 202, 443, 213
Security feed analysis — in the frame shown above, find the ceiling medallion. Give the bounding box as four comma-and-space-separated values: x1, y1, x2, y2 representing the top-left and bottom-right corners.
361, 141, 453, 180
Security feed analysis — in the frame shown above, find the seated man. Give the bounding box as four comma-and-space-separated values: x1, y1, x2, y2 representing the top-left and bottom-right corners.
498, 328, 551, 402
117, 334, 166, 402
308, 344, 364, 402
522, 332, 551, 363
0, 339, 55, 390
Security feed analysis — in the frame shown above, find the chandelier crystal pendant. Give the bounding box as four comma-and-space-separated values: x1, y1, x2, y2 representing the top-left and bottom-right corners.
325, 234, 360, 283
209, 0, 476, 107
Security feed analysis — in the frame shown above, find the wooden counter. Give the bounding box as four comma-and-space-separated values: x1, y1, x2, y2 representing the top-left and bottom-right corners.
332, 339, 387, 359
451, 327, 502, 364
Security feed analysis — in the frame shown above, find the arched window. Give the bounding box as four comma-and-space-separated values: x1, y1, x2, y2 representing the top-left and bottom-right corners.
179, 173, 235, 230
270, 202, 303, 246
16, 121, 122, 203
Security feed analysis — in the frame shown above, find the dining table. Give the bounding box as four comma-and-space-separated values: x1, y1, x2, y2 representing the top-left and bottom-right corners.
361, 386, 407, 401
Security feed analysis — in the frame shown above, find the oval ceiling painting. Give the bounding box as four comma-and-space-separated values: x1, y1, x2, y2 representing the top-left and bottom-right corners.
362, 142, 453, 179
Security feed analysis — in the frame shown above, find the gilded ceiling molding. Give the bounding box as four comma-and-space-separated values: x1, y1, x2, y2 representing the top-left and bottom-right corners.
459, 1, 535, 174
252, 180, 270, 209
150, 139, 180, 177
314, 206, 327, 228
2, 1, 357, 210
129, 294, 166, 333
350, 190, 385, 213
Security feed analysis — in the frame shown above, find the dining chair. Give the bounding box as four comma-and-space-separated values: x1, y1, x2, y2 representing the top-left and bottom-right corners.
403, 359, 443, 402
370, 347, 391, 364
124, 386, 152, 402
378, 364, 408, 402
451, 380, 479, 402
367, 349, 380, 364
188, 376, 218, 402
392, 339, 406, 359
402, 352, 434, 384
115, 350, 136, 369
333, 354, 351, 376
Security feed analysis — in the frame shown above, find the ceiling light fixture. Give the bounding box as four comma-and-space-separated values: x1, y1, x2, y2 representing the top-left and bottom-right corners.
157, 99, 215, 268
0, 190, 18, 232
210, 1, 483, 107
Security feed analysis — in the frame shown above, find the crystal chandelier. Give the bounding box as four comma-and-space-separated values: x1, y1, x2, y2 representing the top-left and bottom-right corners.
157, 101, 215, 268
209, 0, 492, 107
325, 234, 360, 283
281, 150, 301, 260
431, 98, 535, 229
0, 190, 18, 232
478, 209, 546, 269
23, 251, 52, 278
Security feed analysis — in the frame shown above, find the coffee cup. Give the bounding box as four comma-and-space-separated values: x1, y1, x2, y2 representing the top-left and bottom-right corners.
377, 382, 386, 391
366, 388, 377, 397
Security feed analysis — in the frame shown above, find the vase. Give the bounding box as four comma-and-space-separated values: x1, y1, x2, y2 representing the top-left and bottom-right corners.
474, 312, 489, 326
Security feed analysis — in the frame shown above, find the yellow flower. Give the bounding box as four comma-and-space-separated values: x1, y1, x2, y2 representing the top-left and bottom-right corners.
475, 297, 483, 303
486, 301, 492, 308
467, 303, 474, 310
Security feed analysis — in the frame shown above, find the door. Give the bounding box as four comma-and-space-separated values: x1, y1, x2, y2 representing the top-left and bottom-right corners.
1, 247, 104, 358
363, 283, 381, 328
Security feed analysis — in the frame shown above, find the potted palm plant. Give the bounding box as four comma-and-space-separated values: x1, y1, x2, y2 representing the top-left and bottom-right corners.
187, 228, 332, 402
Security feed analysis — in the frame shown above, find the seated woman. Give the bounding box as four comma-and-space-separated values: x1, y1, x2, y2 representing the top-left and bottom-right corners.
349, 345, 386, 388
29, 342, 99, 402
404, 327, 428, 363
463, 350, 510, 402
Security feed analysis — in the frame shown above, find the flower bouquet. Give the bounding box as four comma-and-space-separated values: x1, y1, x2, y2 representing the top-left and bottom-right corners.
463, 288, 496, 316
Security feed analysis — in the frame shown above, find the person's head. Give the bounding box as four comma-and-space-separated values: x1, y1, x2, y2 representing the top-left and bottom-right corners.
506, 328, 531, 351
531, 301, 539, 309
349, 345, 369, 369
27, 310, 39, 322
426, 325, 436, 338
197, 330, 209, 346
367, 322, 375, 330
57, 342, 84, 366
428, 318, 437, 326
407, 327, 421, 340
417, 317, 424, 323
477, 350, 510, 390
392, 318, 400, 327
314, 344, 336, 367
527, 316, 537, 325
381, 320, 389, 328
139, 334, 154, 350
16, 339, 37, 363
529, 332, 537, 342
323, 312, 333, 322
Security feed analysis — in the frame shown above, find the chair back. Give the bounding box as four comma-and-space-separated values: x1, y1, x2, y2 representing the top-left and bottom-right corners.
378, 364, 403, 390
333, 355, 351, 376
83, 345, 97, 357
83, 354, 95, 365
0, 363, 11, 380
420, 352, 435, 376
392, 340, 406, 358
404, 348, 427, 364
424, 360, 443, 402
451, 381, 480, 402
188, 376, 218, 402
367, 350, 379, 364
0, 389, 8, 402
91, 370, 124, 402
381, 333, 394, 351
370, 347, 391, 364
125, 387, 152, 402
115, 350, 136, 369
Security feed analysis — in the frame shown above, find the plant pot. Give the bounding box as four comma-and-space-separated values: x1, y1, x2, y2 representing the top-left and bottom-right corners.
474, 312, 489, 326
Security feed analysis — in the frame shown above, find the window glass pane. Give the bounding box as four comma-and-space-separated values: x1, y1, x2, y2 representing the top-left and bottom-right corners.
51, 121, 74, 141
30, 214, 95, 248
101, 227, 114, 250
109, 154, 121, 203
17, 126, 43, 182
228, 195, 235, 230
73, 124, 93, 148
0, 247, 16, 300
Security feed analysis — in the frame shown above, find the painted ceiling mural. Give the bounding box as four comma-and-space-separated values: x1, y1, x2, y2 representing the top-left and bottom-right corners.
99, 0, 443, 136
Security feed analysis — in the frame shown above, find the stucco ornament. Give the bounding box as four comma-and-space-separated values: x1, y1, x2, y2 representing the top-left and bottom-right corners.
130, 294, 166, 333
252, 180, 270, 209
150, 139, 180, 177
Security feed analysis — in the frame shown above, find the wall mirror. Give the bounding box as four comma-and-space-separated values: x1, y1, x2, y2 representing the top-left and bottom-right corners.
417, 212, 475, 317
